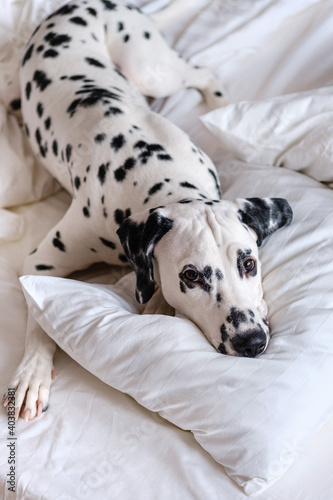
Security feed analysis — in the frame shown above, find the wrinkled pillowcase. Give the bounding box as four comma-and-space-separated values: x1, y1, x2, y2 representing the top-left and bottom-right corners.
201, 86, 333, 185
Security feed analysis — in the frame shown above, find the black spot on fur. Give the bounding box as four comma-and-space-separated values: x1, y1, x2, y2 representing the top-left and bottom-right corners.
83, 206, 90, 217
180, 281, 186, 293
134, 140, 147, 149
43, 49, 59, 58
46, 4, 79, 20
100, 0, 117, 10
123, 34, 130, 43
66, 144, 72, 162
203, 266, 213, 281
69, 16, 88, 26
114, 157, 136, 182
104, 106, 123, 117
99, 237, 116, 249
36, 264, 55, 271
157, 153, 172, 161
36, 102, 44, 117
67, 86, 121, 117
149, 182, 164, 196
134, 142, 168, 164
118, 253, 128, 263
180, 181, 198, 190
111, 134, 126, 151
114, 208, 131, 225
50, 33, 72, 47
97, 162, 110, 185
69, 74, 86, 81
114, 68, 127, 80
220, 324, 229, 342
25, 82, 32, 100
227, 308, 247, 329
215, 269, 223, 280
52, 139, 58, 156
53, 232, 66, 252
144, 31, 150, 39
208, 168, 222, 199
118, 21, 124, 31
216, 293, 222, 303
35, 127, 47, 157
95, 133, 106, 143
22, 44, 34, 66
33, 70, 52, 91
67, 98, 81, 117
44, 117, 51, 129
85, 57, 105, 68
214, 91, 223, 97
74, 176, 81, 190
148, 205, 165, 214
25, 124, 30, 137
10, 98, 21, 111
87, 7, 97, 16
218, 343, 227, 354
114, 168, 125, 182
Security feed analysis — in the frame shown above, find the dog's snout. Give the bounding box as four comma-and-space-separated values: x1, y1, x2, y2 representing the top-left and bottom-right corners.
232, 329, 267, 358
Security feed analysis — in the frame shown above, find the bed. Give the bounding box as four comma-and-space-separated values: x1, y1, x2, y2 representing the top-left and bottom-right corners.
1, 0, 333, 498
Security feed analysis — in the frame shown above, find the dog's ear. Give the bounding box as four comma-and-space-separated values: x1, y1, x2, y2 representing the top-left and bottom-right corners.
117, 210, 174, 304
237, 197, 293, 246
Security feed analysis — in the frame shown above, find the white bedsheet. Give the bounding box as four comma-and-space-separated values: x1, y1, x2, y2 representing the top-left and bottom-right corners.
1, 0, 333, 498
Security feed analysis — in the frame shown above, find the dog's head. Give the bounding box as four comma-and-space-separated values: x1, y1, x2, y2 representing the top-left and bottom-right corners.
117, 198, 292, 357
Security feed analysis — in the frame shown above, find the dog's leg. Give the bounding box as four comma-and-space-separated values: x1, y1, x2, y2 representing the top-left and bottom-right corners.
4, 205, 101, 421
108, 9, 227, 109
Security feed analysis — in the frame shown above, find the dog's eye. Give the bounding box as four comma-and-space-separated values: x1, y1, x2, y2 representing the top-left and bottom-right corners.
184, 269, 199, 281
243, 258, 256, 273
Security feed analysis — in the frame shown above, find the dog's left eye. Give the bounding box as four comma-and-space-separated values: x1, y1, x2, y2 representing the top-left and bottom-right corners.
243, 258, 256, 273
184, 269, 199, 281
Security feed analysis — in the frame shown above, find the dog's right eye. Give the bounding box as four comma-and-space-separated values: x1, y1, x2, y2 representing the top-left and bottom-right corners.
243, 258, 256, 273
184, 269, 199, 281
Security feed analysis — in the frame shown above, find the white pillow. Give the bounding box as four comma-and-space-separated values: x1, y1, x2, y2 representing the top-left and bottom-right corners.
201, 86, 333, 184
20, 163, 333, 496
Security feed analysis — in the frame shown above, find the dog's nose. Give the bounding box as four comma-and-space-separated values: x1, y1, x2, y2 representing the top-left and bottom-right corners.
231, 329, 267, 358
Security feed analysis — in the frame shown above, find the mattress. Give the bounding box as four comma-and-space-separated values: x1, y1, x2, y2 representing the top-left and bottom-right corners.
1, 0, 333, 498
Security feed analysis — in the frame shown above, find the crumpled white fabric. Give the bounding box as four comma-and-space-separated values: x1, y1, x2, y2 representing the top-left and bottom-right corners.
0, 105, 61, 208
202, 86, 333, 185
0, 208, 24, 241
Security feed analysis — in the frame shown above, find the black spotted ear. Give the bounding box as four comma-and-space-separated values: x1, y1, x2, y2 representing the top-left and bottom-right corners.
238, 198, 293, 246
116, 210, 174, 304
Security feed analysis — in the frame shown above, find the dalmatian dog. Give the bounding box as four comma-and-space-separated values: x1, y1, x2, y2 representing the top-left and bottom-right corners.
3, 0, 293, 422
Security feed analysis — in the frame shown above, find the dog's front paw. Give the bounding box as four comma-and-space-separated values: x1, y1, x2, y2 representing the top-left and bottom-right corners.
3, 351, 55, 422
